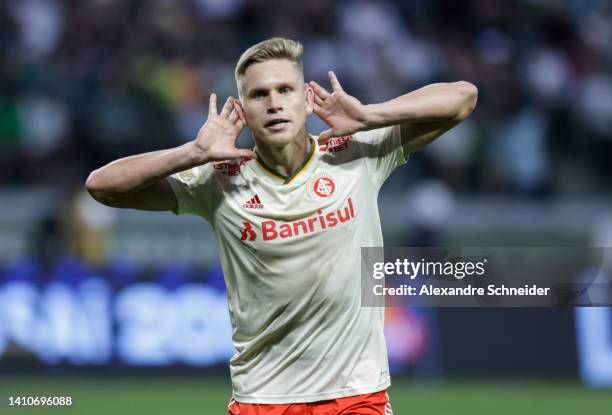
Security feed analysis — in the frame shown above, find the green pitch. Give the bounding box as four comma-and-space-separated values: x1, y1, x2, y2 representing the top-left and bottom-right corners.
2, 376, 611, 414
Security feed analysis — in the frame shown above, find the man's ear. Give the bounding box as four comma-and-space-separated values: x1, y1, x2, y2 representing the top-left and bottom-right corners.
305, 83, 314, 115
233, 99, 248, 126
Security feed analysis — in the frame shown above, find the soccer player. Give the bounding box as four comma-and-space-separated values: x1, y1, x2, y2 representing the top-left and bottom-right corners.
86, 37, 477, 414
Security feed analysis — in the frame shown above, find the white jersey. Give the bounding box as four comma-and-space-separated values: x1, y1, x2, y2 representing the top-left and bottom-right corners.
168, 125, 406, 404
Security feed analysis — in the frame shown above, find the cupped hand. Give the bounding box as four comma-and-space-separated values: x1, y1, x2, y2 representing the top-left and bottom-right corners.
309, 71, 368, 141
194, 94, 255, 162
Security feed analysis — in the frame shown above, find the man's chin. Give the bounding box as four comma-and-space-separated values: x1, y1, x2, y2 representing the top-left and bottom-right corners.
256, 130, 296, 146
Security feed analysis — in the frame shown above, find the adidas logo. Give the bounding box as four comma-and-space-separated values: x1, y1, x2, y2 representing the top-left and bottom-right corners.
243, 194, 264, 209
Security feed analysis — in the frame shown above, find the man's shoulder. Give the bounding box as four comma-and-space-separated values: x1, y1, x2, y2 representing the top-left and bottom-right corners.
316, 126, 397, 154
172, 158, 252, 189
316, 130, 384, 166
209, 158, 251, 178
315, 135, 363, 172
317, 134, 355, 154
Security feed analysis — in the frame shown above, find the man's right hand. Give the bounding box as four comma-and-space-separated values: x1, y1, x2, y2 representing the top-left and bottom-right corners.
192, 94, 256, 163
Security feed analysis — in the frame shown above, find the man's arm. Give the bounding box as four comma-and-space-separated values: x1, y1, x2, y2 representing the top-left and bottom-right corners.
85, 94, 254, 211
85, 143, 205, 211
310, 73, 478, 156
365, 81, 478, 155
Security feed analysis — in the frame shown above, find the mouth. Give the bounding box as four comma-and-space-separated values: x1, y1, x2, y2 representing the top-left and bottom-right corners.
264, 119, 291, 130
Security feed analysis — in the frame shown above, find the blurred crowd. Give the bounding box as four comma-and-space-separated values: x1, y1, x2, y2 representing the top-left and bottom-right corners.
1, 0, 611, 197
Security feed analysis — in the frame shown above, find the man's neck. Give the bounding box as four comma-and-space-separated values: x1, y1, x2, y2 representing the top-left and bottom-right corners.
254, 130, 311, 178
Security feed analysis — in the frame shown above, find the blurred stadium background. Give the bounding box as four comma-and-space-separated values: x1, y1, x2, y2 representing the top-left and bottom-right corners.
1, 0, 612, 413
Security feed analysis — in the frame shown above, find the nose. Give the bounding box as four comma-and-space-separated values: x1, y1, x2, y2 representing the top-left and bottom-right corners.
267, 92, 283, 113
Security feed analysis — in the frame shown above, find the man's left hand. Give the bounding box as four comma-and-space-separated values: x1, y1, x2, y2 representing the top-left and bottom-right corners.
309, 71, 368, 141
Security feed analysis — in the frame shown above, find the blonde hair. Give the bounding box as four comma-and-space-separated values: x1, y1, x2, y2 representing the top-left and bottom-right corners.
235, 37, 304, 95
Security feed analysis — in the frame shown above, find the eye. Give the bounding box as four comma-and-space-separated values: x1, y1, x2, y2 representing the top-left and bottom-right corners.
253, 91, 266, 99
279, 86, 290, 94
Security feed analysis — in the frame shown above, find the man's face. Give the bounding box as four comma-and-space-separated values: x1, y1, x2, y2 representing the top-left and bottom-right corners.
238, 59, 313, 146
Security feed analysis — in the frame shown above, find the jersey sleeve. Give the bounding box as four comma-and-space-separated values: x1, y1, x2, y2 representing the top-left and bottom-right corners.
167, 164, 218, 221
354, 124, 407, 188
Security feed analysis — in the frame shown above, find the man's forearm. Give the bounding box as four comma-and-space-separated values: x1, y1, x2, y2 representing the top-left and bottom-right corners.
362, 81, 478, 129
86, 141, 207, 200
